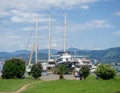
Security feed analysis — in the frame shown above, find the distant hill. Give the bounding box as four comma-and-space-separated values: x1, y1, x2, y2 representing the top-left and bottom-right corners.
76, 47, 120, 63
0, 47, 120, 63
67, 47, 81, 52
0, 49, 58, 62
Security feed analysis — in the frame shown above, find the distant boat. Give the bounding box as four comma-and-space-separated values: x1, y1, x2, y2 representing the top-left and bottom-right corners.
0, 59, 5, 71
56, 52, 73, 65
26, 17, 38, 72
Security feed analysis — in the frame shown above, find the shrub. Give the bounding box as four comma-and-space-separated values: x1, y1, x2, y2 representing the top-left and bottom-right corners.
2, 58, 25, 79
31, 63, 43, 79
79, 65, 90, 80
95, 64, 116, 80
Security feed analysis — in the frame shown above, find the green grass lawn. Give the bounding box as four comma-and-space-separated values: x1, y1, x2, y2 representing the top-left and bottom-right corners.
0, 76, 120, 93
23, 76, 120, 93
0, 79, 32, 92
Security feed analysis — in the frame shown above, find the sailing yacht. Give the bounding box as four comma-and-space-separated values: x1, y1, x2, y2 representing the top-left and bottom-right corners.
56, 13, 73, 66
55, 13, 93, 71
56, 52, 72, 65
26, 17, 39, 72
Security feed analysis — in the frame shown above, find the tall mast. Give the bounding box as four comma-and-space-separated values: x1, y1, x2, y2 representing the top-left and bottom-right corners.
64, 13, 67, 52
48, 15, 51, 61
35, 17, 38, 64
28, 44, 34, 66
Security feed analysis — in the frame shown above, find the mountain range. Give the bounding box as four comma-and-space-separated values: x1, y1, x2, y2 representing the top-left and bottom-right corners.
0, 47, 120, 63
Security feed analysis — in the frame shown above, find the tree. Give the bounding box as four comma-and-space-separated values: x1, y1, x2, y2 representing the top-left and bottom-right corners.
95, 64, 116, 80
31, 63, 43, 79
57, 64, 68, 79
2, 58, 25, 79
79, 65, 90, 80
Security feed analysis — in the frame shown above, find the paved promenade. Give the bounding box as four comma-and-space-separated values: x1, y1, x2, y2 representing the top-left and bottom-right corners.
41, 74, 80, 81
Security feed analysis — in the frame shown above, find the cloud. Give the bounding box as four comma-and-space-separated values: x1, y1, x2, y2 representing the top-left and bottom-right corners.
22, 25, 51, 31
4, 35, 21, 39
0, 0, 99, 12
89, 20, 113, 28
113, 11, 120, 16
80, 5, 89, 10
0, 0, 99, 22
7, 9, 58, 23
0, 10, 9, 17
21, 27, 35, 31
114, 31, 120, 36
9, 10, 50, 23
70, 19, 113, 32
0, 34, 25, 52
0, 0, 99, 23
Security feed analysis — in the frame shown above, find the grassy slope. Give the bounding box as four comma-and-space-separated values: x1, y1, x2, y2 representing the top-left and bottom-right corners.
0, 79, 32, 92
23, 76, 120, 93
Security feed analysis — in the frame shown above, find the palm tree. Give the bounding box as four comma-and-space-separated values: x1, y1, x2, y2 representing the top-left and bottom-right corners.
57, 64, 68, 79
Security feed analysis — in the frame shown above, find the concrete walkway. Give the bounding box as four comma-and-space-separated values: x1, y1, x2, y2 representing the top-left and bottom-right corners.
41, 74, 80, 81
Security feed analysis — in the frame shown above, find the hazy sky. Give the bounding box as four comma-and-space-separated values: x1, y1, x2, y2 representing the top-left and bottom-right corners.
0, 0, 120, 52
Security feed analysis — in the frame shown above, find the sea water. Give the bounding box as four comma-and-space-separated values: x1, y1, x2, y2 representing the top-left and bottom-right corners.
111, 66, 120, 71
0, 59, 5, 71
0, 65, 2, 71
